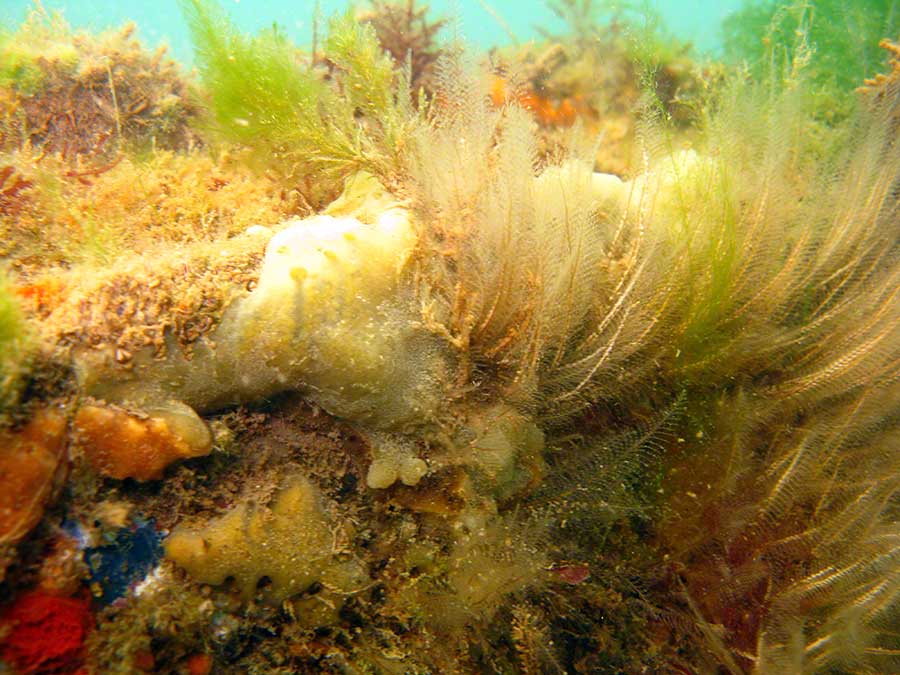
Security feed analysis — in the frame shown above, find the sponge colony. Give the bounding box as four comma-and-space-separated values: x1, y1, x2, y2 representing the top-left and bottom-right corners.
165, 475, 366, 603
73, 402, 212, 481
79, 173, 448, 434
215, 175, 445, 429
0, 408, 68, 546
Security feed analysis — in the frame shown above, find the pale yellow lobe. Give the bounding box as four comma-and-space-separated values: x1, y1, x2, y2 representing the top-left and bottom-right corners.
165, 476, 365, 602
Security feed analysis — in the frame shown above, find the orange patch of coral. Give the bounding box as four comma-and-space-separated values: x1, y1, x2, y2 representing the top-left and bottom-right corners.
490, 75, 585, 127
186, 653, 214, 675
73, 404, 211, 481
14, 277, 68, 314
0, 409, 69, 545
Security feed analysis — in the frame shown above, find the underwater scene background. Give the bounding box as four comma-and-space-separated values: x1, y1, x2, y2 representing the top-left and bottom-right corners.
2, 0, 747, 60
2, 0, 900, 674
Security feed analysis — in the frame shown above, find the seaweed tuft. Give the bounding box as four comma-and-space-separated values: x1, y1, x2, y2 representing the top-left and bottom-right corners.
182, 0, 417, 201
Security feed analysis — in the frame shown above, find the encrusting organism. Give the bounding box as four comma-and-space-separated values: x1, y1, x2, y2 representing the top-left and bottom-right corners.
0, 408, 67, 549
165, 474, 366, 603
0, 590, 92, 675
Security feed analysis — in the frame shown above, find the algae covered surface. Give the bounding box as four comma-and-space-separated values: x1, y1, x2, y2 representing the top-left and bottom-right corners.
2, 1, 900, 674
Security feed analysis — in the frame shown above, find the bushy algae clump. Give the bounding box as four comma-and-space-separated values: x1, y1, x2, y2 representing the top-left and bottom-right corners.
181, 0, 417, 205
359, 0, 447, 96
4, 1, 900, 673
0, 6, 196, 161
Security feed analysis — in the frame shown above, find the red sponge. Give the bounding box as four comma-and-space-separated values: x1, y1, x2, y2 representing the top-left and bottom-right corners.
1, 591, 92, 675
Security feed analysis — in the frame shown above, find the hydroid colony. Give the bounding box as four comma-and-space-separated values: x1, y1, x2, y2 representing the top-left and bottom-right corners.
1, 0, 900, 673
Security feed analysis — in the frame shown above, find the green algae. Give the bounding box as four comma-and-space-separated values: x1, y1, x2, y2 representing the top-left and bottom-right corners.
0, 269, 34, 416
181, 0, 416, 189
724, 0, 900, 121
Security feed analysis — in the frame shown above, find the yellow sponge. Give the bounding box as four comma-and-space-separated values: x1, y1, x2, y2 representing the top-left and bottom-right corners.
165, 475, 365, 602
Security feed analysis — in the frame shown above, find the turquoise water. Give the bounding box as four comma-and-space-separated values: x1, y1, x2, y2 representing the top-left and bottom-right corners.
2, 0, 746, 65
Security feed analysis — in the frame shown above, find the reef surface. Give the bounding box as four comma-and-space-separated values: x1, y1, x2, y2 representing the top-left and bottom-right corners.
2, 2, 900, 674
